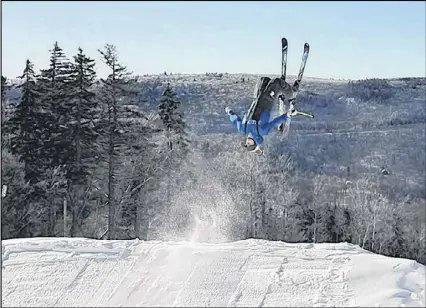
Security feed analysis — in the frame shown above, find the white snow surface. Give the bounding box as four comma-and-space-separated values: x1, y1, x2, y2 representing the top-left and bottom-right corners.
2, 237, 425, 307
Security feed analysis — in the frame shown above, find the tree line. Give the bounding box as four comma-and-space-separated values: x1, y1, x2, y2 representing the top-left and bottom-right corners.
187, 139, 425, 265
1, 42, 189, 240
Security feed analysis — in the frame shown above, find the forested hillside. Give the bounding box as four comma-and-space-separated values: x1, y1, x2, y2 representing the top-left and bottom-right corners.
2, 42, 425, 265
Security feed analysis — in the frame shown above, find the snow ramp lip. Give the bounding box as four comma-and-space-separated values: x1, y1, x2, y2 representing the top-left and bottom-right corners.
2, 238, 425, 307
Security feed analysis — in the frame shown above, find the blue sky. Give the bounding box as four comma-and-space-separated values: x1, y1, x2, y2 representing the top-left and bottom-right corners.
2, 1, 425, 80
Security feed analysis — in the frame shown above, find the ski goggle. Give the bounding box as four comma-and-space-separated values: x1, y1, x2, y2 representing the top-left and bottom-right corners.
246, 144, 257, 152
244, 137, 256, 147
242, 142, 263, 154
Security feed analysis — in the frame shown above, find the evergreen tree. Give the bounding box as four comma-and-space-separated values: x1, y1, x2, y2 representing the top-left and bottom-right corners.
2, 75, 11, 146
98, 44, 135, 239
1, 75, 7, 126
157, 83, 190, 213
324, 204, 338, 242
38, 42, 72, 88
36, 41, 73, 168
98, 44, 156, 240
1, 75, 6, 100
27, 42, 74, 236
341, 208, 353, 242
9, 59, 45, 184
66, 47, 98, 182
5, 60, 65, 238
388, 210, 408, 258
64, 47, 99, 236
158, 83, 189, 151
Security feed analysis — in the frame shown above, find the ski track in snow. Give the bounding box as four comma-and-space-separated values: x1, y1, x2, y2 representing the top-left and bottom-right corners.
2, 238, 425, 307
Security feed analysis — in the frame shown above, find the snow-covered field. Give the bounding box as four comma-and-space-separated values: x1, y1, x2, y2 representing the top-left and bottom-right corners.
2, 238, 425, 307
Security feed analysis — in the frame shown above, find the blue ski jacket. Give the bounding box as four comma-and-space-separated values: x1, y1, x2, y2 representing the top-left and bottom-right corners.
229, 110, 289, 146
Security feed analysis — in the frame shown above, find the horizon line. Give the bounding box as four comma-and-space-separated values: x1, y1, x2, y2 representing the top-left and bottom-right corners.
4, 72, 425, 84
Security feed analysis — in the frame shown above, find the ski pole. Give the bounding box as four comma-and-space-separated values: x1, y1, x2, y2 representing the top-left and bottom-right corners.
296, 111, 314, 118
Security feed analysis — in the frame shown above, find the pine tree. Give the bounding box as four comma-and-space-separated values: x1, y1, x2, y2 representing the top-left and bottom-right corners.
9, 60, 46, 184
97, 44, 157, 240
37, 41, 73, 168
5, 60, 65, 238
98, 44, 134, 240
1, 75, 6, 98
157, 83, 190, 212
158, 83, 189, 151
24, 42, 73, 236
38, 42, 72, 87
1, 75, 7, 126
388, 210, 408, 258
66, 47, 98, 183
324, 204, 337, 242
64, 47, 99, 236
2, 75, 11, 146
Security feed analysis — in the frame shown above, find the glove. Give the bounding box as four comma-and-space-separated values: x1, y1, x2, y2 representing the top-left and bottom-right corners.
292, 80, 300, 92
225, 107, 234, 115
287, 103, 297, 117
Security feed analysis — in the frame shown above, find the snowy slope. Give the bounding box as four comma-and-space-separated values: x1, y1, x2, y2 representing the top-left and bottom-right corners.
2, 238, 425, 307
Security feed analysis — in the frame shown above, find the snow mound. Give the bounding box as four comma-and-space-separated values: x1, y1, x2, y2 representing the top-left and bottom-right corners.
2, 238, 425, 307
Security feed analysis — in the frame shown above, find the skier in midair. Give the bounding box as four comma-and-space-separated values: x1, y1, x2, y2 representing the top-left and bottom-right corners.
225, 77, 300, 152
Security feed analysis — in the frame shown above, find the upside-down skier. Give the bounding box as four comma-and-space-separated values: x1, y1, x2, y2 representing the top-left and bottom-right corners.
225, 77, 300, 153
225, 38, 311, 153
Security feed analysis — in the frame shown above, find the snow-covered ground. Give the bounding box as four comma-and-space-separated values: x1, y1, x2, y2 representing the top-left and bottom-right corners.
2, 237, 425, 307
